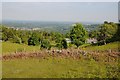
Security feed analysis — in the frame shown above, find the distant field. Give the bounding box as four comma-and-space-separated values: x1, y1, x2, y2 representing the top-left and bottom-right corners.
2, 41, 40, 54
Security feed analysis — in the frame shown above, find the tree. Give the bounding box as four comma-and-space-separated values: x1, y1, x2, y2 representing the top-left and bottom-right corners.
74, 39, 84, 47
89, 30, 98, 38
70, 23, 88, 47
55, 39, 68, 49
61, 39, 68, 49
54, 32, 63, 43
40, 39, 51, 50
111, 23, 120, 42
13, 35, 22, 44
97, 22, 117, 45
56, 43, 62, 49
28, 36, 39, 46
2, 27, 14, 41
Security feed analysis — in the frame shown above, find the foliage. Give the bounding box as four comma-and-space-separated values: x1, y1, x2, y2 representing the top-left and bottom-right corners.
97, 21, 118, 44
40, 39, 51, 50
1, 21, 119, 49
55, 39, 68, 49
56, 43, 63, 49
89, 30, 98, 38
61, 39, 68, 49
1, 26, 66, 49
73, 39, 83, 47
110, 23, 120, 42
13, 35, 22, 44
28, 35, 40, 46
70, 23, 88, 47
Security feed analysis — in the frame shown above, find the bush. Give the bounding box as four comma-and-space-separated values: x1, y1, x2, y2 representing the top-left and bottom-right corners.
28, 36, 39, 46
40, 39, 51, 50
56, 43, 62, 49
56, 39, 68, 49
74, 39, 83, 47
61, 39, 68, 49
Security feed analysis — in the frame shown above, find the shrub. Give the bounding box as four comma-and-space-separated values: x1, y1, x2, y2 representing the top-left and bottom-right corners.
61, 39, 68, 49
28, 36, 39, 46
40, 39, 51, 50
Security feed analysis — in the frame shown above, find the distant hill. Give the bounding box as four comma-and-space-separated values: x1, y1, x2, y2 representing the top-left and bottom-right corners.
2, 20, 101, 34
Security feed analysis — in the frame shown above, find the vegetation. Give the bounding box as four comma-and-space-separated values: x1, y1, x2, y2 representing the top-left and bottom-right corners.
85, 41, 119, 51
2, 41, 40, 54
2, 41, 119, 78
69, 23, 88, 47
89, 21, 119, 45
3, 56, 119, 78
28, 35, 40, 46
1, 21, 119, 49
1, 21, 120, 78
97, 21, 118, 45
40, 39, 51, 50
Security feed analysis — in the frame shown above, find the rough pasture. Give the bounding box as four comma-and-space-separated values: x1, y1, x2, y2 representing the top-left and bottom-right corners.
2, 48, 120, 62
2, 42, 120, 78
2, 51, 120, 78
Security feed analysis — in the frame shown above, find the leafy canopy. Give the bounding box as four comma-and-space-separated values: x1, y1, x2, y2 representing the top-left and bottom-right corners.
70, 23, 88, 47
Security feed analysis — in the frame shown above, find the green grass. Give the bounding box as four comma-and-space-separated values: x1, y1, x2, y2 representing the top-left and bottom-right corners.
2, 41, 119, 54
2, 57, 119, 78
84, 42, 119, 51
2, 41, 40, 54
2, 41, 120, 78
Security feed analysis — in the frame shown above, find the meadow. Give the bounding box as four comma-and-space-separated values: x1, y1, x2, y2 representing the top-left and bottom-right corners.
84, 42, 119, 51
2, 41, 119, 54
3, 57, 118, 78
2, 41, 40, 54
2, 41, 120, 78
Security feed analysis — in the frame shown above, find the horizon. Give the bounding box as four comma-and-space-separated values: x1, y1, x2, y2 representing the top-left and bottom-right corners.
2, 19, 105, 25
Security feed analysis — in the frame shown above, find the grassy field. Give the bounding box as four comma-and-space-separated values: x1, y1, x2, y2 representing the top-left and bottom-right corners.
2, 57, 119, 78
84, 42, 119, 51
2, 41, 119, 54
2, 41, 120, 78
2, 41, 40, 54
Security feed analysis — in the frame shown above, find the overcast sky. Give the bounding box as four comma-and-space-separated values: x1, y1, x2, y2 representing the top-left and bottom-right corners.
1, 2, 119, 22
1, 0, 119, 2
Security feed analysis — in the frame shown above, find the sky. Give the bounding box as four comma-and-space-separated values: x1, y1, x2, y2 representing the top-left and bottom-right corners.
1, 1, 119, 23
1, 0, 119, 2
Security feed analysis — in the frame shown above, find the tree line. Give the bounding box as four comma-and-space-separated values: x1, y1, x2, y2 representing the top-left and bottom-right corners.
88, 21, 119, 45
1, 21, 119, 49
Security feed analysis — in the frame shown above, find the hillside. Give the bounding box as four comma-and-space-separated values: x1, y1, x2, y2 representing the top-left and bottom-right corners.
2, 41, 120, 78
2, 20, 100, 34
2, 41, 40, 54
2, 41, 119, 54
